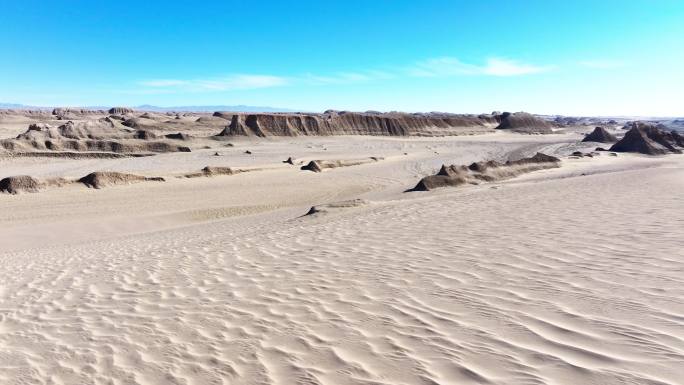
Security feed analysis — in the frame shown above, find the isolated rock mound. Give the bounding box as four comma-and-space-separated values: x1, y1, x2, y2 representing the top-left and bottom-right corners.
610, 122, 683, 155
412, 152, 560, 191
216, 111, 496, 137
108, 107, 135, 115
582, 127, 617, 143
300, 157, 382, 172
0, 175, 41, 194
184, 166, 236, 178
164, 132, 191, 140
495, 112, 553, 134
79, 172, 164, 189
305, 199, 369, 216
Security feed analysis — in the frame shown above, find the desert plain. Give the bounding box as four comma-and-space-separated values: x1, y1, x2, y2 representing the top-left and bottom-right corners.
0, 108, 683, 385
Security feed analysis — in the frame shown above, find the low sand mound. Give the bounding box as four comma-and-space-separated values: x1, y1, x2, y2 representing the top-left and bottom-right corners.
305, 199, 369, 215
582, 126, 617, 143
610, 122, 683, 155
0, 175, 41, 194
412, 152, 560, 191
184, 166, 237, 178
78, 172, 164, 189
301, 157, 382, 172
495, 112, 553, 134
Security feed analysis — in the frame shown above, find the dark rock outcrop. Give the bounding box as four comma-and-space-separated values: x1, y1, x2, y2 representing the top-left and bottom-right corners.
582, 127, 617, 143
164, 132, 191, 140
108, 107, 135, 115
610, 122, 683, 155
134, 130, 157, 140
0, 175, 41, 194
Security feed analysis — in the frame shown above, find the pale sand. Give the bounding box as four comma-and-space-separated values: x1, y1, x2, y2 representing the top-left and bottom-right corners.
1, 133, 683, 384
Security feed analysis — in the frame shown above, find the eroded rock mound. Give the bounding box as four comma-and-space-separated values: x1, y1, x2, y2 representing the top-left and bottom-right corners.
164, 132, 191, 140
1, 119, 194, 154
495, 112, 553, 134
610, 122, 683, 155
216, 111, 495, 137
108, 107, 135, 115
305, 199, 369, 216
0, 175, 41, 194
184, 166, 236, 178
300, 157, 382, 172
582, 127, 617, 143
412, 152, 560, 191
79, 172, 164, 189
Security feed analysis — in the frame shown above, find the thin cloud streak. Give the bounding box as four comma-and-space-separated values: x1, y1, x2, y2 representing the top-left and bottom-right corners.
137, 57, 553, 94
408, 57, 552, 77
139, 74, 289, 92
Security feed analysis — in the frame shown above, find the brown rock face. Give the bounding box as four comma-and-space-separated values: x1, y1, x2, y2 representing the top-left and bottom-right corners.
216, 111, 496, 137
582, 127, 617, 143
610, 122, 683, 155
495, 112, 553, 134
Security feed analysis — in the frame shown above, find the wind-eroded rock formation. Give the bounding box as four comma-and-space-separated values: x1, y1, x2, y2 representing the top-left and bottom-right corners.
217, 111, 497, 137
495, 112, 553, 134
412, 152, 561, 191
305, 199, 369, 216
300, 157, 382, 172
610, 122, 684, 155
78, 172, 165, 189
184, 166, 237, 178
0, 120, 193, 154
0, 175, 41, 194
582, 127, 617, 143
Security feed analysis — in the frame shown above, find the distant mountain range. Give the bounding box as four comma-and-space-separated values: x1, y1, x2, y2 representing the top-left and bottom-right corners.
0, 103, 297, 113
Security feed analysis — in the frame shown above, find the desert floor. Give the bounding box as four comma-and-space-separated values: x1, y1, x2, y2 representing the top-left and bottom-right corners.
1, 133, 683, 385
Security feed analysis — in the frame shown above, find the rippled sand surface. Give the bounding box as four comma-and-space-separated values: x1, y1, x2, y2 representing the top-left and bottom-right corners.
1, 135, 683, 385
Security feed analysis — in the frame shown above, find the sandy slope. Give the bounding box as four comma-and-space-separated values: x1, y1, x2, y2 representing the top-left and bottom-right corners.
1, 135, 683, 385
0, 133, 583, 251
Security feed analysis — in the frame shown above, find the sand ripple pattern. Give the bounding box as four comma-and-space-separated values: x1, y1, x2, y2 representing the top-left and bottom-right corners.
1, 167, 683, 385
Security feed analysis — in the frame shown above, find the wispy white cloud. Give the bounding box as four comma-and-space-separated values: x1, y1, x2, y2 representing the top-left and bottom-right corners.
135, 57, 551, 94
299, 70, 394, 85
139, 74, 289, 92
578, 60, 626, 69
409, 57, 552, 77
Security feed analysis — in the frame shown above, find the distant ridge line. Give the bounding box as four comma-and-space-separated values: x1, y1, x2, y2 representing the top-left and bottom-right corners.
0, 103, 297, 113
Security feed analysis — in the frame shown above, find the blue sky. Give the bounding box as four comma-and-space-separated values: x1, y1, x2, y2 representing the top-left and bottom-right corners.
1, 0, 683, 116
